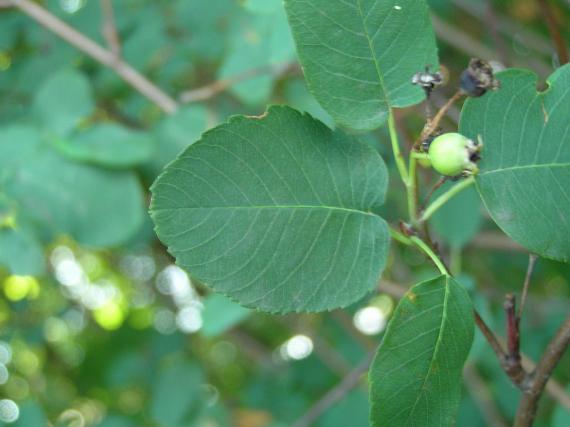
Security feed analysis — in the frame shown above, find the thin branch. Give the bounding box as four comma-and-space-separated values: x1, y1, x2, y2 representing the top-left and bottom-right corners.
179, 63, 296, 103
537, 0, 569, 65
514, 314, 570, 427
518, 346, 570, 411
292, 352, 375, 427
418, 90, 464, 145
504, 294, 527, 386
100, 0, 120, 56
474, 310, 508, 363
10, 0, 178, 114
518, 254, 538, 321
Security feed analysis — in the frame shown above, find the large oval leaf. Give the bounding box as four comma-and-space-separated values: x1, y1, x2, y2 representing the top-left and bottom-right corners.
369, 275, 474, 426
284, 0, 439, 131
150, 106, 390, 313
460, 65, 570, 262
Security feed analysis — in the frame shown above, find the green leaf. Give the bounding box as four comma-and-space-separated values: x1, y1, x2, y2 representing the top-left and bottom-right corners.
0, 227, 45, 276
34, 68, 95, 137
151, 106, 390, 313
150, 360, 204, 427
149, 105, 209, 176
431, 182, 482, 249
460, 65, 570, 262
551, 385, 570, 427
219, 7, 295, 106
369, 275, 474, 426
0, 125, 41, 183
284, 0, 439, 131
56, 123, 154, 168
201, 294, 251, 337
4, 141, 145, 248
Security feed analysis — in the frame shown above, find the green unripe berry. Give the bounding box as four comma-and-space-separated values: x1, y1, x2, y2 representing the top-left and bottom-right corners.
428, 132, 481, 177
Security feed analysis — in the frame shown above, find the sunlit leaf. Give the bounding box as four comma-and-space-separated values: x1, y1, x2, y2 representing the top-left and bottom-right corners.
369, 275, 474, 426
151, 106, 390, 313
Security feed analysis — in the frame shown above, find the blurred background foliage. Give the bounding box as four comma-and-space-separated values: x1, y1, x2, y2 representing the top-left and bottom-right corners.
0, 0, 569, 426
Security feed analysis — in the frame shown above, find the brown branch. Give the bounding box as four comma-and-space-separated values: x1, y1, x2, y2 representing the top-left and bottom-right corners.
504, 294, 527, 386
292, 352, 375, 427
100, 0, 120, 56
179, 62, 296, 103
514, 314, 570, 426
537, 0, 569, 65
10, 0, 178, 114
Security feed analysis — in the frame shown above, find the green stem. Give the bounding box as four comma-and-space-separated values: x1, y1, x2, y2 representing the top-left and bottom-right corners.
411, 236, 449, 276
407, 156, 418, 225
411, 151, 430, 160
388, 112, 409, 184
389, 227, 412, 246
420, 176, 475, 222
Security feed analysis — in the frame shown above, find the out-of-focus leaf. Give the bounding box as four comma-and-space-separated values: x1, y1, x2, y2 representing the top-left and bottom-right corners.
431, 181, 483, 249
243, 0, 282, 14
0, 227, 44, 276
201, 294, 250, 337
150, 359, 204, 427
149, 105, 209, 176
5, 143, 144, 248
317, 390, 369, 427
173, 0, 239, 61
369, 275, 474, 426
95, 415, 137, 427
283, 78, 335, 129
33, 68, 95, 137
552, 386, 570, 427
56, 124, 154, 168
219, 7, 295, 106
460, 65, 570, 262
284, 0, 439, 130
151, 106, 390, 313
0, 401, 47, 427
0, 126, 41, 183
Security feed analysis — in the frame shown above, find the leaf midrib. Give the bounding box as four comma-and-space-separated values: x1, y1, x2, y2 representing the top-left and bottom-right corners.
355, 0, 390, 106
153, 204, 378, 217
404, 276, 451, 423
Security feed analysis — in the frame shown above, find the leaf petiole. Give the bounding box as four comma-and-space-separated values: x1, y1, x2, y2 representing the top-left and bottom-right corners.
411, 236, 449, 275
420, 176, 475, 223
388, 111, 409, 185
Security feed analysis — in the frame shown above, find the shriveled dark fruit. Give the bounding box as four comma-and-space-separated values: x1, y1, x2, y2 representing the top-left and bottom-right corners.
460, 58, 500, 97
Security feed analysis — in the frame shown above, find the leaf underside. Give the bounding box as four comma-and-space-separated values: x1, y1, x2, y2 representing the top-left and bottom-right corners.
285, 0, 439, 131
460, 65, 570, 262
150, 106, 390, 313
369, 275, 474, 427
